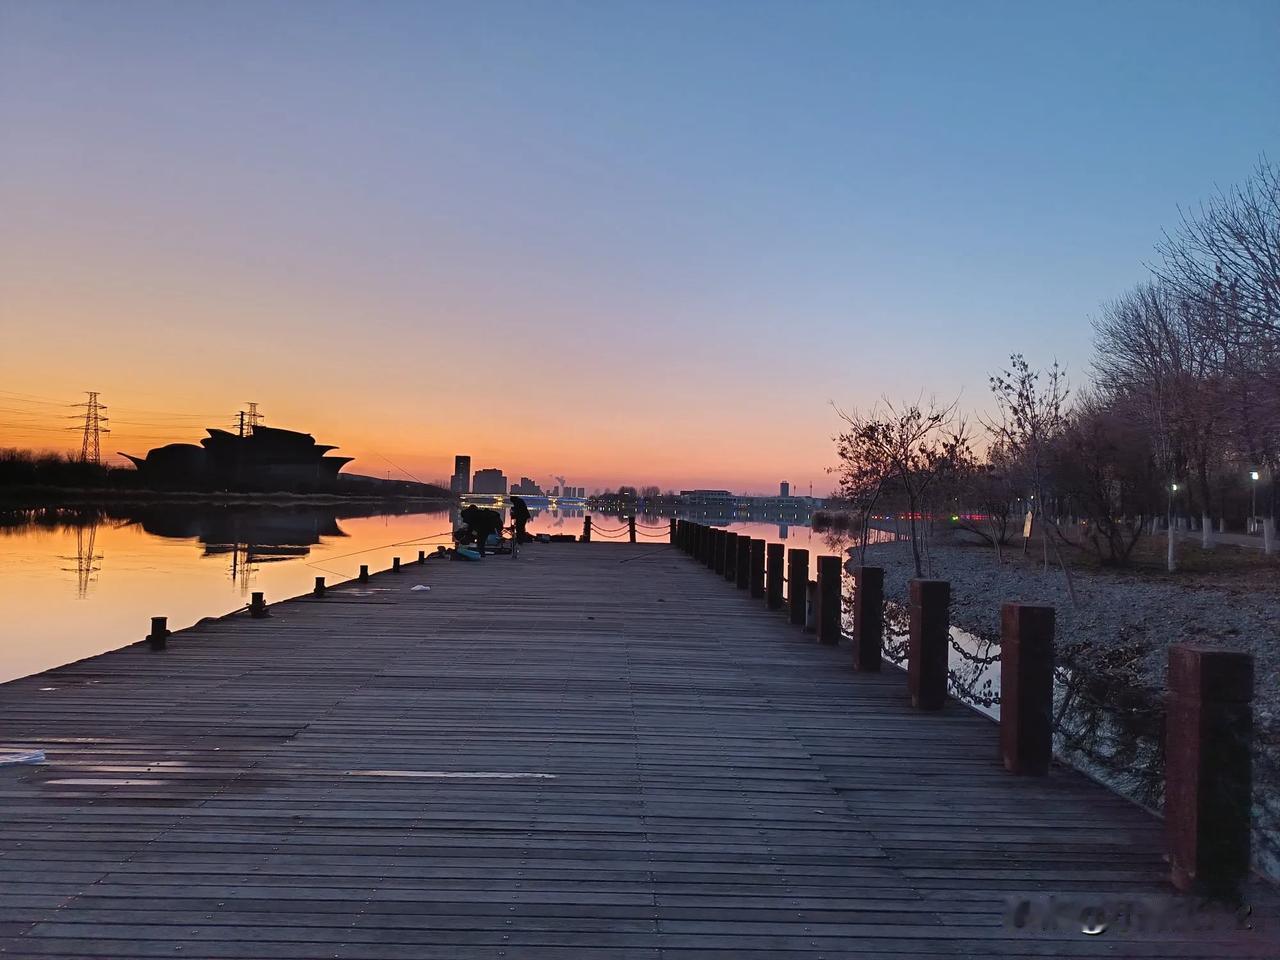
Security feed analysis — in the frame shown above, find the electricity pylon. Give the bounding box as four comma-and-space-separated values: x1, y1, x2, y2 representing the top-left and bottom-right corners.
75, 392, 109, 464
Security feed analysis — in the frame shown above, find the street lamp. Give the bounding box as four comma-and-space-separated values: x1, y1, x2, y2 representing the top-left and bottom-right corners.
1251, 470, 1260, 532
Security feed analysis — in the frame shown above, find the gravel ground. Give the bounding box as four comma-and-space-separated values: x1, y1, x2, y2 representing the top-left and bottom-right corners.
860, 538, 1280, 730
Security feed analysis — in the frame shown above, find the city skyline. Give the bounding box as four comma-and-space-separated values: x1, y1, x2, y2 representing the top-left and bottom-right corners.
3, 1, 1277, 492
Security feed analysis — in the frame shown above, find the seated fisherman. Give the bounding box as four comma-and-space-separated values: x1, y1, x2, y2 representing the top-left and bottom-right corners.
459, 504, 504, 557
510, 495, 532, 543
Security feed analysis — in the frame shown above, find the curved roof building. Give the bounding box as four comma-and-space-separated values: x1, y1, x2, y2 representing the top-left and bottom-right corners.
123, 426, 353, 491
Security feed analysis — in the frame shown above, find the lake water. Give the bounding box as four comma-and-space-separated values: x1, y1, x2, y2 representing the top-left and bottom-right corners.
0, 503, 867, 684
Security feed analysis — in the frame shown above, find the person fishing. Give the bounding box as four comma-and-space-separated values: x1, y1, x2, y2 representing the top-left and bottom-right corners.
510, 495, 532, 543
459, 504, 503, 557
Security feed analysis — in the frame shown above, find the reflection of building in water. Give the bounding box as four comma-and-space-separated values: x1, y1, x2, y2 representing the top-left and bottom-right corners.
779, 524, 789, 540
677, 489, 824, 524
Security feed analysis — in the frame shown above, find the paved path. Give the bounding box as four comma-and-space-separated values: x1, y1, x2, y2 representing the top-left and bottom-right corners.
0, 542, 1275, 958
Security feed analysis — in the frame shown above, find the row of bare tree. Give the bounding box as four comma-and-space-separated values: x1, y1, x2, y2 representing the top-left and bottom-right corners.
835, 160, 1279, 575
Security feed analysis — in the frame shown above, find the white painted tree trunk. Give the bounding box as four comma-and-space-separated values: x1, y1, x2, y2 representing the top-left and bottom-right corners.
1265, 518, 1276, 555
1201, 513, 1215, 550
1167, 526, 1177, 572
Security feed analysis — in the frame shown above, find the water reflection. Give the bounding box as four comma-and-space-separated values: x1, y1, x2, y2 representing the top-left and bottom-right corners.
0, 501, 584, 684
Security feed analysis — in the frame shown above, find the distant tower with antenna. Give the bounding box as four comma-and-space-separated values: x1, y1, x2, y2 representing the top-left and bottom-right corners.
76, 391, 109, 464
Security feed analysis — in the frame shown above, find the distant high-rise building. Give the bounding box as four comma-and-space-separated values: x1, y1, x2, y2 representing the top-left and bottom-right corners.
512, 477, 544, 496
472, 468, 507, 494
780, 481, 790, 498
451, 455, 472, 494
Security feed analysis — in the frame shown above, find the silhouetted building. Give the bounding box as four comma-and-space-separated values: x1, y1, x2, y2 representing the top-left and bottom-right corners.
451, 455, 471, 494
512, 476, 544, 495
124, 426, 352, 491
472, 468, 507, 494
780, 481, 790, 497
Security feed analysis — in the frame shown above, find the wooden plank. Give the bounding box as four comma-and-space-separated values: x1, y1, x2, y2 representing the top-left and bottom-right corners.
0, 543, 1275, 957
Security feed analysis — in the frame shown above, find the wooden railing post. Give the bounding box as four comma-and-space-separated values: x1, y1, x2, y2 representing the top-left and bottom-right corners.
582, 516, 592, 543
850, 566, 883, 672
816, 555, 841, 646
249, 591, 268, 619
735, 536, 750, 589
1166, 644, 1253, 896
391, 557, 401, 573
359, 564, 369, 583
314, 576, 326, 598
715, 530, 729, 575
707, 529, 720, 570
749, 539, 765, 598
765, 543, 784, 609
418, 550, 426, 564
908, 579, 949, 710
723, 532, 738, 581
669, 518, 677, 544
629, 516, 637, 543
1000, 603, 1055, 775
787, 549, 809, 626
147, 616, 168, 652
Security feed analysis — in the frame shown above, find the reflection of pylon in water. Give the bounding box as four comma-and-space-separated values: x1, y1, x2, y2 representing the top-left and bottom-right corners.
60, 522, 103, 599
229, 542, 256, 591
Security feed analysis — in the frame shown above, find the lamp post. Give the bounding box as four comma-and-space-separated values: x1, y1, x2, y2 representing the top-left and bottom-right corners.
1167, 482, 1179, 573
1251, 470, 1260, 533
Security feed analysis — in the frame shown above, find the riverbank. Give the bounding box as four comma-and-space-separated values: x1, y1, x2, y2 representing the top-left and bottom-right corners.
861, 536, 1280, 729
0, 486, 456, 508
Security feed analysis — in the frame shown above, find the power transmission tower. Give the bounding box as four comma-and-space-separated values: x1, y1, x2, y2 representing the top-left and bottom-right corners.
246, 402, 262, 435
75, 392, 110, 464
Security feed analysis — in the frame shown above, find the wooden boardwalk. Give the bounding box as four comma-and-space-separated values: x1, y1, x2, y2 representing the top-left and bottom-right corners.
0, 541, 1275, 958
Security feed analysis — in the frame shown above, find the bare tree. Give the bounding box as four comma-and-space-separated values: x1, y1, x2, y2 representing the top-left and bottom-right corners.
1157, 158, 1280, 339
952, 439, 1020, 563
1092, 283, 1229, 557
1155, 158, 1280, 551
835, 397, 971, 577
984, 355, 1078, 602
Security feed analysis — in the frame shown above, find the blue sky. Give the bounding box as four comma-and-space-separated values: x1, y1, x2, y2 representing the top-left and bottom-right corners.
2, 0, 1277, 491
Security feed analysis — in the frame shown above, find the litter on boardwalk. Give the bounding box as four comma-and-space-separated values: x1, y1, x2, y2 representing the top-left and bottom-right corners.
0, 750, 45, 766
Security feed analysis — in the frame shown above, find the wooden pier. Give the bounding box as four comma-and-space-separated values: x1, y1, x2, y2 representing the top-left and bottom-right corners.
0, 540, 1275, 958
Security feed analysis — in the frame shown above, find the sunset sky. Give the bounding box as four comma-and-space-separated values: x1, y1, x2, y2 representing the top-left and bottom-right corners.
2, 0, 1277, 494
